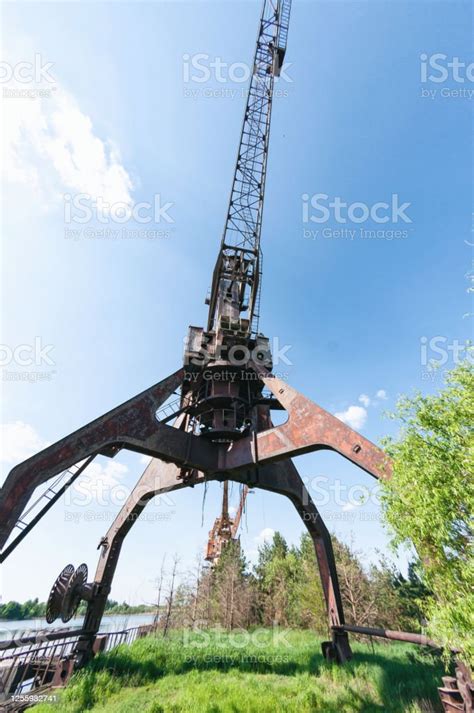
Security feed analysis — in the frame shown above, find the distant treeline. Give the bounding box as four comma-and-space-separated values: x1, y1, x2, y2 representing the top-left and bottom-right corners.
0, 598, 156, 621
149, 532, 430, 638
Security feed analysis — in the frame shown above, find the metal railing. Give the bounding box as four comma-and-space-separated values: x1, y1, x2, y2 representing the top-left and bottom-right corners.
0, 622, 159, 709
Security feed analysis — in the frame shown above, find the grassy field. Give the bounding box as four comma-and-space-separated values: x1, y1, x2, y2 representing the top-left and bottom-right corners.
35, 629, 444, 712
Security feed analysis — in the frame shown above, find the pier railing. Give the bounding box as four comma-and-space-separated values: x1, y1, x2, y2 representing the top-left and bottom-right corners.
0, 622, 159, 710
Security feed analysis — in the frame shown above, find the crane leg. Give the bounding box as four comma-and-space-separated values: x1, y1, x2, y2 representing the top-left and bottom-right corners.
230, 458, 352, 663
74, 458, 209, 663
0, 368, 216, 551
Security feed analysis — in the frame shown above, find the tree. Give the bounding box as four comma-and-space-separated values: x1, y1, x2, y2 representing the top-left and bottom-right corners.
255, 532, 298, 626
162, 554, 179, 637
380, 360, 474, 664
391, 559, 432, 631
212, 540, 253, 629
331, 539, 406, 630
291, 533, 326, 632
153, 554, 167, 625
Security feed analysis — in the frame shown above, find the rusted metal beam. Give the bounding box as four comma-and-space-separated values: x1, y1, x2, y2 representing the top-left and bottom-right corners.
74, 458, 210, 661
0, 457, 95, 563
0, 370, 217, 550
254, 459, 346, 629
69, 441, 352, 663
334, 624, 438, 648
221, 366, 391, 481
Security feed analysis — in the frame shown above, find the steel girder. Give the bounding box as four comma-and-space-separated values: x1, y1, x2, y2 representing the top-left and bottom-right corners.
0, 364, 389, 554
0, 370, 215, 550
220, 364, 391, 479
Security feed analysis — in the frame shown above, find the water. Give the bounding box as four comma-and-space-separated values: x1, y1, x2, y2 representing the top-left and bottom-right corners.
0, 612, 156, 641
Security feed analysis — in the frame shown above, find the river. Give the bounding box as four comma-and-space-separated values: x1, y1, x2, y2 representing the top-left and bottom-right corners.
0, 612, 156, 641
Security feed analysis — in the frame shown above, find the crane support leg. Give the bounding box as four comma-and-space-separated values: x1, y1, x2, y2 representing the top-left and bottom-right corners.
230, 458, 352, 663
0, 369, 216, 551
75, 458, 209, 663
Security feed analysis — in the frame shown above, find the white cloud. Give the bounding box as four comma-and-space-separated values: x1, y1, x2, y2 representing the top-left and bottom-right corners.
85, 460, 128, 484
358, 393, 371, 408
139, 454, 152, 466
342, 502, 357, 512
0, 421, 49, 464
334, 405, 367, 430
376, 389, 388, 400
228, 505, 237, 517
254, 527, 275, 548
73, 460, 129, 502
3, 78, 133, 208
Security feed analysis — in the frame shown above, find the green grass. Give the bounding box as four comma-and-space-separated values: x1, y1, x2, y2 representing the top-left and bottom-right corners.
35, 629, 444, 712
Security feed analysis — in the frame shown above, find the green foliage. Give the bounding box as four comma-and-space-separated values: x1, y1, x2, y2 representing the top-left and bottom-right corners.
391, 560, 432, 630
214, 539, 247, 580
33, 629, 444, 712
0, 597, 155, 620
380, 360, 474, 664
0, 597, 45, 620
291, 534, 327, 631
253, 531, 421, 634
255, 532, 301, 626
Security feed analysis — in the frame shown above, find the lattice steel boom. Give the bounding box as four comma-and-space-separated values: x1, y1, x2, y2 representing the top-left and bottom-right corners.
207, 0, 291, 337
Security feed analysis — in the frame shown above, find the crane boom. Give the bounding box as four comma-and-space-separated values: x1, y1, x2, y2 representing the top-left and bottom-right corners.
190, 0, 292, 565
205, 483, 249, 566
231, 485, 249, 538
201, 0, 291, 566
207, 0, 291, 337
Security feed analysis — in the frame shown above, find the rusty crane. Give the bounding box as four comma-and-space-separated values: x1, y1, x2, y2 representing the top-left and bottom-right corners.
205, 483, 249, 566
0, 0, 389, 669
2, 4, 469, 709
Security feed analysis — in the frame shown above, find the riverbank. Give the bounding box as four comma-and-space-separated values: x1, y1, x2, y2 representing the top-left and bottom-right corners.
0, 612, 156, 641
34, 628, 444, 712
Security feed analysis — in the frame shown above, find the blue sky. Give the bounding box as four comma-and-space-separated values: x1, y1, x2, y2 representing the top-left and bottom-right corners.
1, 0, 472, 608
